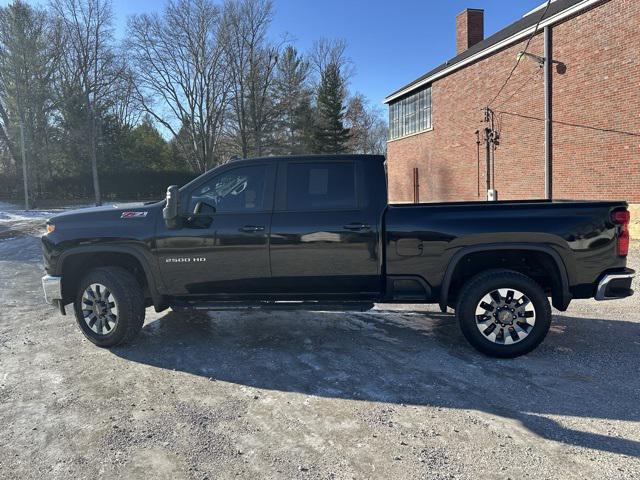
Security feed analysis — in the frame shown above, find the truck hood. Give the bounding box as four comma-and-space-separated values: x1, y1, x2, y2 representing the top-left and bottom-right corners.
49, 202, 151, 222
45, 201, 162, 242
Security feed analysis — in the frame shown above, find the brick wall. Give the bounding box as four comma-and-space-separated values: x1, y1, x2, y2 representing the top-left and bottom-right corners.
387, 0, 640, 205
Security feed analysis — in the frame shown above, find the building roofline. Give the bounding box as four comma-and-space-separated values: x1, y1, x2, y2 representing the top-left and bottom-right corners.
384, 0, 602, 104
523, 0, 559, 18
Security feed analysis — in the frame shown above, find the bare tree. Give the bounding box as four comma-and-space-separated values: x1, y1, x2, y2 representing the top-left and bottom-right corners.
309, 38, 354, 84
127, 0, 229, 173
51, 0, 118, 205
346, 93, 387, 155
222, 0, 279, 158
109, 62, 142, 130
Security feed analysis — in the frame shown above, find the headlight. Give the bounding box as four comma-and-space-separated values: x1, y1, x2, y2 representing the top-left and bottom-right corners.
45, 223, 55, 234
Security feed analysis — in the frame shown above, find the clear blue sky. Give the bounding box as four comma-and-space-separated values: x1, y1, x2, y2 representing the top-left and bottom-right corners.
268, 0, 545, 105
6, 0, 546, 106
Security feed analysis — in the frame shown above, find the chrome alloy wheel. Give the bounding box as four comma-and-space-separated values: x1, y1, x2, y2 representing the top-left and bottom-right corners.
81, 283, 119, 335
474, 288, 536, 345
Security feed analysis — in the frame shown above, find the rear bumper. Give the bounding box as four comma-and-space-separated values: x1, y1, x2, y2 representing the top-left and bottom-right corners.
595, 268, 635, 301
42, 275, 63, 304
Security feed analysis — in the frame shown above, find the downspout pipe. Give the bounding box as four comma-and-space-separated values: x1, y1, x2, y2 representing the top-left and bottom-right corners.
544, 25, 553, 200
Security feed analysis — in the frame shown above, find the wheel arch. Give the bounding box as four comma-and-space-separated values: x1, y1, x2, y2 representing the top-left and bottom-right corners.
440, 243, 571, 312
57, 246, 164, 309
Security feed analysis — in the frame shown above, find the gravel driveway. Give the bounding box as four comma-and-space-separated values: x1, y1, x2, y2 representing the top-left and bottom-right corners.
1, 205, 639, 479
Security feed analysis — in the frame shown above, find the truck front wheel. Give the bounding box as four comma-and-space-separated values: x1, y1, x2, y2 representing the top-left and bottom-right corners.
73, 267, 145, 347
456, 269, 551, 358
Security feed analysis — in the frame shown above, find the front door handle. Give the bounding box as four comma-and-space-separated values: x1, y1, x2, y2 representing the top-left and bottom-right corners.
343, 223, 371, 231
239, 225, 265, 233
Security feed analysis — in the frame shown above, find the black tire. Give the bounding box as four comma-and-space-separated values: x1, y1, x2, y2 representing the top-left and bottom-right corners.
456, 269, 551, 358
73, 267, 145, 347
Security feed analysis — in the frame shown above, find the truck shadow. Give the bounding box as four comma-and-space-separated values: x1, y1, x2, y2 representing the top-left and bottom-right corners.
111, 308, 640, 457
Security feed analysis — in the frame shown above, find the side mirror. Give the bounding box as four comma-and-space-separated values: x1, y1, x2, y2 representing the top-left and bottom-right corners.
163, 185, 181, 229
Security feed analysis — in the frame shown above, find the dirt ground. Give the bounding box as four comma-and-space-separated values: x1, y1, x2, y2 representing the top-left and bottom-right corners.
1, 204, 639, 479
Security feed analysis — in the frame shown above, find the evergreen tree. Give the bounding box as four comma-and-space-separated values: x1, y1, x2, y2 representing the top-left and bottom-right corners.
124, 120, 174, 170
273, 46, 314, 154
0, 1, 59, 201
313, 62, 350, 153
100, 116, 174, 172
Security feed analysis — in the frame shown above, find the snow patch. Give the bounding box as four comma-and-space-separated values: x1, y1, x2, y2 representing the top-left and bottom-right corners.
0, 201, 59, 221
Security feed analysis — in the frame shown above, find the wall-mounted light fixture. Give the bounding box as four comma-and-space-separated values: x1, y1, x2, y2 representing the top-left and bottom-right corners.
516, 51, 545, 67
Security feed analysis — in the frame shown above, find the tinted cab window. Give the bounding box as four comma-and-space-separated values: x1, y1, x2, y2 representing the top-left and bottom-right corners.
287, 162, 356, 210
189, 165, 267, 214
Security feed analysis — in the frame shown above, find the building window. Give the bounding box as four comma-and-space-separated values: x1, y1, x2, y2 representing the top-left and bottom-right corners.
388, 86, 431, 140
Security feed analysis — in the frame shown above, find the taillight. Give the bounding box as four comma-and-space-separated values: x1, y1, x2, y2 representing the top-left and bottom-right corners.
612, 209, 630, 257
612, 210, 630, 225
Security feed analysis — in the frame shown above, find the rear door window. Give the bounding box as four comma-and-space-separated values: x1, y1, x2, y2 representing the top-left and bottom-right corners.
286, 162, 356, 210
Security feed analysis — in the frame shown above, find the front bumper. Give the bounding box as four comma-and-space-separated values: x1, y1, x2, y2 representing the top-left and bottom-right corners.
42, 275, 63, 304
595, 268, 635, 301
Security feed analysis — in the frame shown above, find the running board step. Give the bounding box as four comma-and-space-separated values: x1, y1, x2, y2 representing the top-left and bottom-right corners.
169, 300, 375, 312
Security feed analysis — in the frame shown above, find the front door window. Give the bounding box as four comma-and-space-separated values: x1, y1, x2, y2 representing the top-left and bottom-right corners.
188, 165, 267, 214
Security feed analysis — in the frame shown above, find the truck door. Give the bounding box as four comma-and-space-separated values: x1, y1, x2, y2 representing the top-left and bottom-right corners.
269, 158, 383, 298
155, 162, 276, 297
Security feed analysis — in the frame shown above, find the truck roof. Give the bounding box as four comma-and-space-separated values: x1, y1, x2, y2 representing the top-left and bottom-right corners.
229, 154, 386, 164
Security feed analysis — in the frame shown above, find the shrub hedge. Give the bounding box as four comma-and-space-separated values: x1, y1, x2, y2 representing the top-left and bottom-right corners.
0, 170, 199, 202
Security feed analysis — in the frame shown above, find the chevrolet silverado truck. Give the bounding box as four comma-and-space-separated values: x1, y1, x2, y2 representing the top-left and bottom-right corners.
41, 154, 635, 357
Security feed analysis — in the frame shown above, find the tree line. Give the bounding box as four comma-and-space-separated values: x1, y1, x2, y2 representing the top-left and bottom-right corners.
0, 0, 387, 205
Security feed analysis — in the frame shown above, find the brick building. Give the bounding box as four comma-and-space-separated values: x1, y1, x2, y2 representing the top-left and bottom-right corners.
384, 0, 639, 232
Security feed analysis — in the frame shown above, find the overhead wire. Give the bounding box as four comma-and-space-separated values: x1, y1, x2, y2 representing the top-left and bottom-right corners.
487, 0, 552, 108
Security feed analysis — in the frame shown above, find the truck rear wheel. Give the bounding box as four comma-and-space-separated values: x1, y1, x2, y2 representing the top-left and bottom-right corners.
456, 269, 551, 358
73, 267, 145, 347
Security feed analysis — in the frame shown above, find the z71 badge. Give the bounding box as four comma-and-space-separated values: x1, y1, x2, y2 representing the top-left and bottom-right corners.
121, 211, 148, 218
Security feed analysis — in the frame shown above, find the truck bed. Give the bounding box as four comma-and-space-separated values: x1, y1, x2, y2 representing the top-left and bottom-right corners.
384, 199, 628, 305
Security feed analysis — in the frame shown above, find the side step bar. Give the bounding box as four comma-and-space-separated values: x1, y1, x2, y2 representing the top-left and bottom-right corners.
169, 300, 375, 312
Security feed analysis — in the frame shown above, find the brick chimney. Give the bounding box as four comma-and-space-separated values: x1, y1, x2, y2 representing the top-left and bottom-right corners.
456, 8, 484, 54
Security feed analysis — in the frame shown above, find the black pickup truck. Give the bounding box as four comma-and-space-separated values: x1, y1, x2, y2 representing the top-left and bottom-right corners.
41, 154, 634, 357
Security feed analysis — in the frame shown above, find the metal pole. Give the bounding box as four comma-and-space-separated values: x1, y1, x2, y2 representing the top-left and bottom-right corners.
475, 130, 481, 197
19, 123, 29, 210
491, 141, 496, 191
544, 26, 553, 200
485, 127, 491, 193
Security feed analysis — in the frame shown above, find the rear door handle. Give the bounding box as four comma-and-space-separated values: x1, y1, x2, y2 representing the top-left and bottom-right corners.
239, 225, 265, 233
343, 223, 371, 231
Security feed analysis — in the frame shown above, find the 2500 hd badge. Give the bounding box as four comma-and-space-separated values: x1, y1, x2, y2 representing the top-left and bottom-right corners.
165, 257, 207, 263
